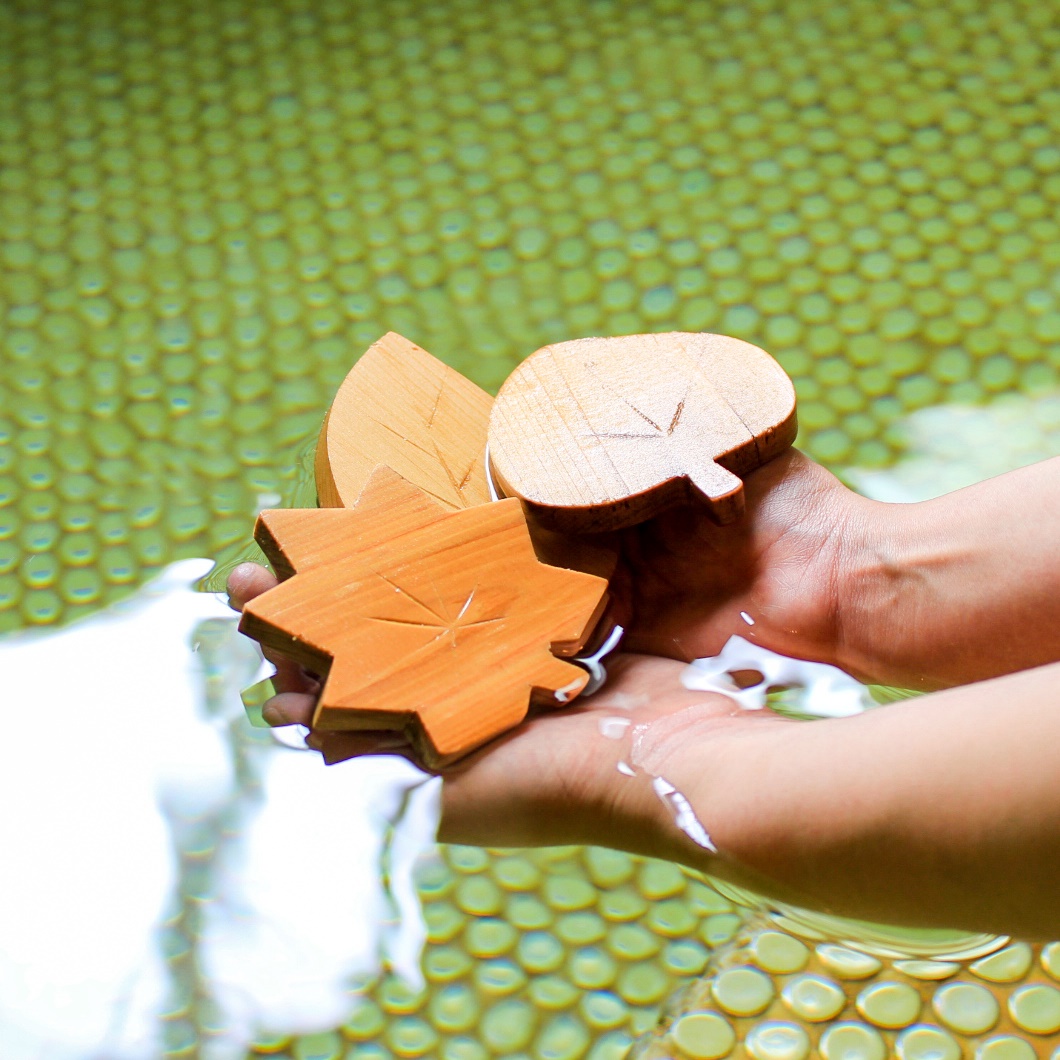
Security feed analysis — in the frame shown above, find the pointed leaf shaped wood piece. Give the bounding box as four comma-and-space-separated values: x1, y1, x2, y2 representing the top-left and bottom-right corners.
487, 332, 798, 532
240, 467, 610, 769
315, 331, 494, 511
314, 330, 620, 583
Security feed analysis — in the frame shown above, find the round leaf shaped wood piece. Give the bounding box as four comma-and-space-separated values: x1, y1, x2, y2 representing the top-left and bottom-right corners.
487, 332, 797, 532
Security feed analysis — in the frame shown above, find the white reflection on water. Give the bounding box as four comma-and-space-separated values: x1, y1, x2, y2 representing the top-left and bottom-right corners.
0, 559, 436, 1060
847, 390, 1060, 502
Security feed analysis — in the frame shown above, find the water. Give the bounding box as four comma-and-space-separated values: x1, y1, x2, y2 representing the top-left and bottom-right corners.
0, 560, 438, 1057
4, 0, 1060, 1055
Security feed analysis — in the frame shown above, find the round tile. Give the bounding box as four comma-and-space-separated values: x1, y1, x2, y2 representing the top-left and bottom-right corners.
607, 922, 661, 961
1008, 982, 1060, 1035
598, 886, 648, 922
506, 893, 553, 931
638, 860, 688, 899
753, 932, 810, 975
701, 914, 744, 947
580, 990, 628, 1031
932, 981, 1001, 1035
975, 1036, 1037, 1060
481, 998, 535, 1052
664, 939, 711, 977
617, 961, 669, 1005
464, 917, 517, 958
971, 943, 1033, 984
817, 945, 882, 980
529, 975, 580, 1011
819, 1022, 886, 1060
427, 984, 479, 1034
534, 1013, 590, 1060
712, 966, 775, 1017
473, 958, 527, 997
782, 974, 847, 1022
895, 961, 961, 982
385, 1016, 438, 1058
556, 910, 607, 946
895, 1025, 962, 1060
1041, 942, 1060, 983
745, 1021, 811, 1060
454, 876, 503, 916
570, 946, 618, 991
671, 1011, 737, 1060
856, 981, 922, 1029
516, 930, 565, 974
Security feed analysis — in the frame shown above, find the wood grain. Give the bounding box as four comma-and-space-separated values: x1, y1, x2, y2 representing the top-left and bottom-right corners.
315, 331, 494, 511
487, 332, 798, 532
315, 330, 619, 581
240, 467, 610, 769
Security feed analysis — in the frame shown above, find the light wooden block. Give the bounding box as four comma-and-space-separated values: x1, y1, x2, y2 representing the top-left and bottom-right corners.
487, 332, 798, 532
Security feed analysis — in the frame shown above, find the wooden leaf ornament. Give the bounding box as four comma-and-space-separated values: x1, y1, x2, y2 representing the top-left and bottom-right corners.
315, 331, 494, 511
487, 332, 798, 533
314, 330, 620, 583
240, 467, 610, 769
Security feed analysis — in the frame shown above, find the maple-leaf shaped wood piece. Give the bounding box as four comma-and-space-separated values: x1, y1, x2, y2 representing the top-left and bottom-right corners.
314, 331, 619, 582
240, 468, 610, 769
487, 332, 798, 533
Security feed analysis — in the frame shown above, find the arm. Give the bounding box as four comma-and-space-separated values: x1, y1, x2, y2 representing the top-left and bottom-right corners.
440, 656, 1060, 939
229, 454, 1060, 937
681, 661, 1060, 938
839, 455, 1060, 688
621, 452, 1060, 690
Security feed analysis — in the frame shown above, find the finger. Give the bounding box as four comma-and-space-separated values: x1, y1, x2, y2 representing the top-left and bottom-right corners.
262, 691, 317, 727
227, 562, 278, 611
264, 652, 321, 695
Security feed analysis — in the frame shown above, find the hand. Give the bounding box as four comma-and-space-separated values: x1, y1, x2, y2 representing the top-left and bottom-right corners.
227, 572, 795, 865
226, 446, 872, 759
612, 448, 877, 676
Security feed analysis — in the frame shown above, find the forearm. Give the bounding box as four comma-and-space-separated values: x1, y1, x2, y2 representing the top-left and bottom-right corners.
838, 457, 1060, 688
684, 661, 1060, 937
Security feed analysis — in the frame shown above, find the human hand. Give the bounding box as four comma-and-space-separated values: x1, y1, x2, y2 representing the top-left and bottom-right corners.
225, 445, 874, 761
611, 447, 881, 678
227, 572, 794, 864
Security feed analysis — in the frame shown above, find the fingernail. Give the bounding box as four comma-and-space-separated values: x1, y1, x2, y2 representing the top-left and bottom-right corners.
262, 704, 288, 726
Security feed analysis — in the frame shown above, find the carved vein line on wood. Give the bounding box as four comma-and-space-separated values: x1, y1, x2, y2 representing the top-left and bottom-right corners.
425, 373, 444, 431
373, 569, 446, 623
584, 358, 694, 484
369, 583, 506, 648
433, 438, 478, 505
586, 359, 692, 438
370, 417, 437, 461
367, 416, 471, 509
668, 398, 685, 436
679, 339, 759, 459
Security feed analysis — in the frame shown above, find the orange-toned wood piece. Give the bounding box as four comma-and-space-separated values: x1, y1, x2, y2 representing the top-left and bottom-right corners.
240, 467, 609, 769
315, 331, 619, 582
487, 332, 798, 533
315, 331, 494, 511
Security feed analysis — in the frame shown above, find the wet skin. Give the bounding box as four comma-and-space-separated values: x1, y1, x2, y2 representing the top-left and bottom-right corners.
229, 452, 1060, 937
